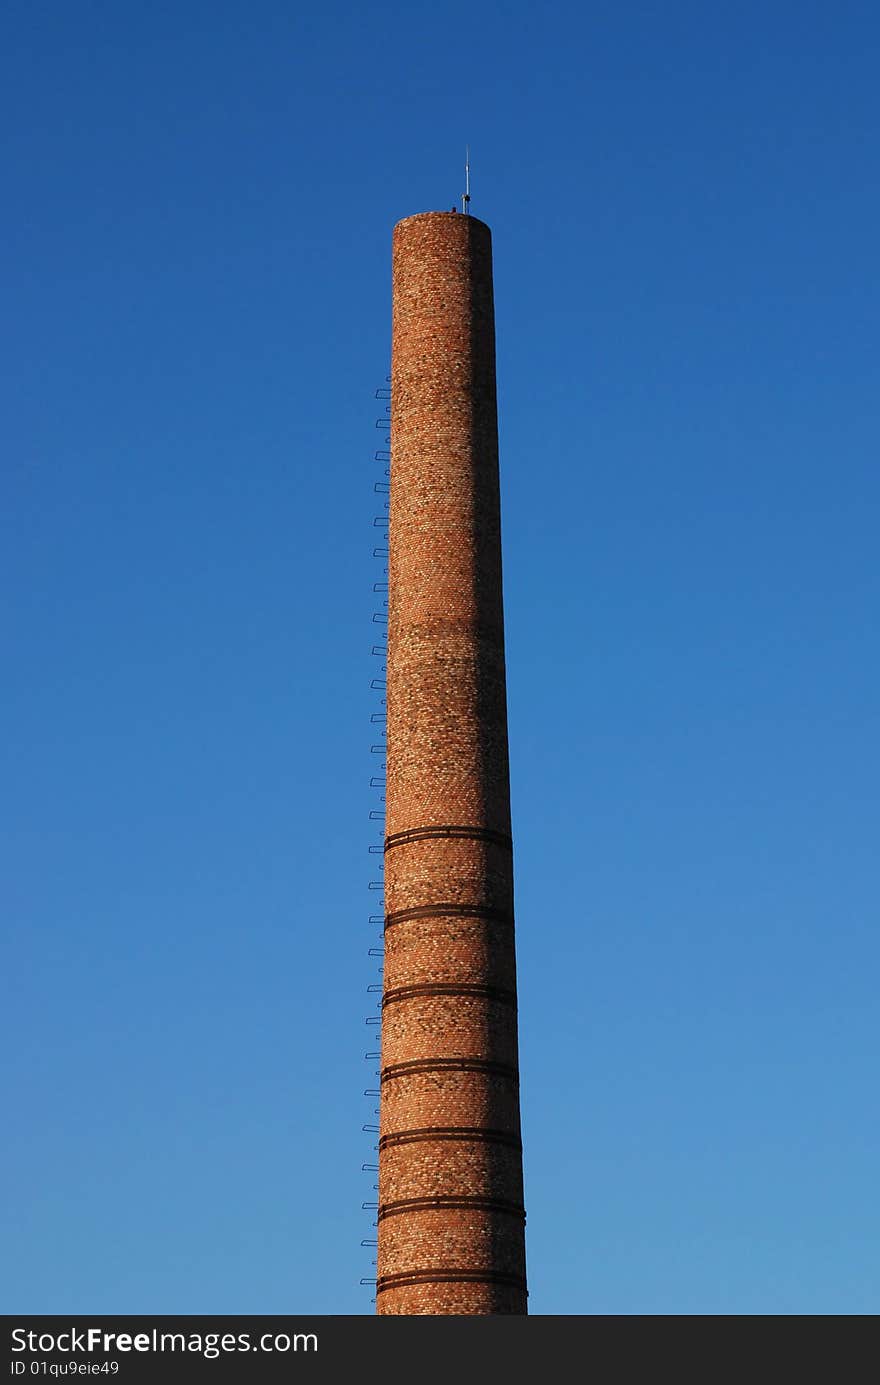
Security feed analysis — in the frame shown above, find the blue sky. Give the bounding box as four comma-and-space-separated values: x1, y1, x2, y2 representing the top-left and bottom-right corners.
2, 1, 878, 1314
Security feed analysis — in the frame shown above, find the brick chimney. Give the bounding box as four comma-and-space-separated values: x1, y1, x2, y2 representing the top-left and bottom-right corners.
377, 211, 528, 1315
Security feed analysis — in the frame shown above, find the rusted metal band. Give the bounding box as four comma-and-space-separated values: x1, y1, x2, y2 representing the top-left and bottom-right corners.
384, 903, 514, 930
382, 982, 517, 1009
376, 1269, 528, 1294
381, 1057, 519, 1084
384, 825, 512, 852
378, 1195, 526, 1223
379, 1126, 523, 1152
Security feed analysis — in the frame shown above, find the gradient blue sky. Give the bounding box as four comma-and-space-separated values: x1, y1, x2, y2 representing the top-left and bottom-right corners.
3, 1, 878, 1315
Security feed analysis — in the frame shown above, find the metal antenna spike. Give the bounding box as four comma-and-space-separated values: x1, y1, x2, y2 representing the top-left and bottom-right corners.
461, 145, 471, 215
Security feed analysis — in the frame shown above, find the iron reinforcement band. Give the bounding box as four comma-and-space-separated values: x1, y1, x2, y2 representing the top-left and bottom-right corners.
376, 1269, 528, 1294
378, 1195, 526, 1223
384, 903, 514, 930
380, 1057, 519, 1084
384, 825, 513, 852
379, 1126, 523, 1151
382, 982, 517, 1009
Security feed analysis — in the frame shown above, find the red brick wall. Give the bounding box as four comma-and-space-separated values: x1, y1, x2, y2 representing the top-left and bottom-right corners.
377, 212, 527, 1315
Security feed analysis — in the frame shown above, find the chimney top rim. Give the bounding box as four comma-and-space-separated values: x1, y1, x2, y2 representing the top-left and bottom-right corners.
394, 210, 491, 235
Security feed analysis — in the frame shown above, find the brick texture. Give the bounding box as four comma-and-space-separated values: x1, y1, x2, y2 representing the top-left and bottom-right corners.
377, 211, 527, 1316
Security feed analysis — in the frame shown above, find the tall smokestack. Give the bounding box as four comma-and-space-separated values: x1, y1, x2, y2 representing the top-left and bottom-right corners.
377, 211, 528, 1315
